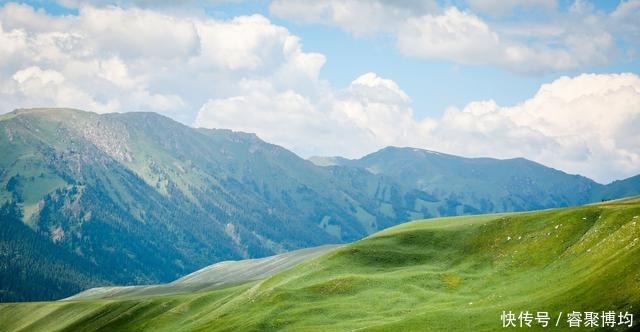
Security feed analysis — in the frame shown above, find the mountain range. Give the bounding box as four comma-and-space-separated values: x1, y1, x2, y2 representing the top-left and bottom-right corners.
1, 108, 638, 302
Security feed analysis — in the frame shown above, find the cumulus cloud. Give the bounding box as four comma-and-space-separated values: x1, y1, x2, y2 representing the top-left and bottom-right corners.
194, 73, 420, 157
196, 72, 640, 183
329, 72, 432, 148
431, 73, 640, 182
0, 3, 323, 122
270, 0, 634, 74
1, 66, 120, 113
195, 80, 346, 156
269, 0, 437, 36
396, 8, 501, 66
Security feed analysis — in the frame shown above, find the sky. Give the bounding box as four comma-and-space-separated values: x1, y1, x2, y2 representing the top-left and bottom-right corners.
0, 0, 638, 183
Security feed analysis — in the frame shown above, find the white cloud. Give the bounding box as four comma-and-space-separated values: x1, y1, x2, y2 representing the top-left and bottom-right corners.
4, 66, 120, 113
276, 35, 326, 83
329, 72, 433, 149
195, 15, 285, 70
195, 72, 431, 157
195, 79, 369, 157
0, 3, 323, 123
270, 0, 634, 74
394, 7, 600, 73
396, 8, 501, 65
347, 72, 410, 104
269, 0, 437, 36
0, 22, 26, 68
78, 6, 200, 60
396, 6, 617, 73
432, 73, 640, 182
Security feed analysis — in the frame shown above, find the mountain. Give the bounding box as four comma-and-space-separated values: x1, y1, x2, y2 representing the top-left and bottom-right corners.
1, 197, 638, 331
0, 108, 395, 301
311, 146, 639, 213
0, 108, 447, 301
595, 175, 640, 201
1, 108, 638, 302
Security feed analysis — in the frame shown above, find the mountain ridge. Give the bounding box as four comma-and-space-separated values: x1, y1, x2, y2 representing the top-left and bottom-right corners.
310, 145, 636, 206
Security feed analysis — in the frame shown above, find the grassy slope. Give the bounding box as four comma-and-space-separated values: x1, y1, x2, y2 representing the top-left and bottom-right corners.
63, 245, 340, 301
1, 198, 639, 331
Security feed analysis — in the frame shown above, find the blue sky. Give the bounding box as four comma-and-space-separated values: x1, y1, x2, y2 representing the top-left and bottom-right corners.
15, 0, 639, 119
0, 0, 638, 182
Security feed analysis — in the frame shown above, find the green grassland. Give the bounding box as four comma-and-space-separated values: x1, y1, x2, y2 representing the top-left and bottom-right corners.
1, 197, 639, 331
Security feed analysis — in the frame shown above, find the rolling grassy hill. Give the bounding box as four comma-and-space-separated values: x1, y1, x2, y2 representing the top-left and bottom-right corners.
1, 197, 638, 331
62, 244, 339, 301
